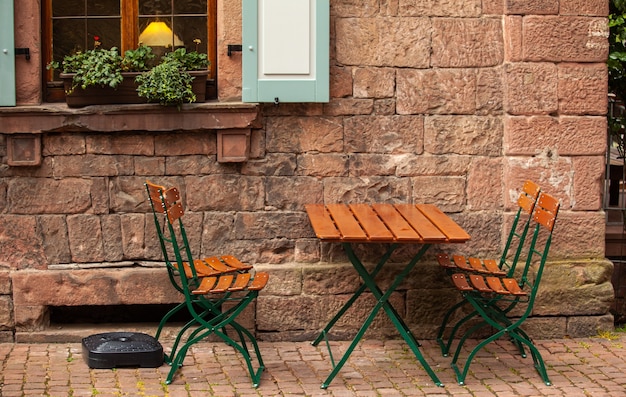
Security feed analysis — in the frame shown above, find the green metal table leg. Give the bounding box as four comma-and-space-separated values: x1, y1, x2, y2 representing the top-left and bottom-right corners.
320, 243, 442, 388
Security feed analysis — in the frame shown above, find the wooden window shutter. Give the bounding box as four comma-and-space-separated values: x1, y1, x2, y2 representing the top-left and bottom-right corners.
0, 0, 16, 106
242, 0, 329, 103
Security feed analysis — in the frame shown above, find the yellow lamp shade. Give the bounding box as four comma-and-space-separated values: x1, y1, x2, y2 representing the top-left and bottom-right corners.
139, 21, 184, 47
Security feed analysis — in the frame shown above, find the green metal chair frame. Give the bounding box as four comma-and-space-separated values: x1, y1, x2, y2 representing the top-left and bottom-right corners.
449, 192, 560, 386
145, 181, 268, 386
436, 180, 541, 356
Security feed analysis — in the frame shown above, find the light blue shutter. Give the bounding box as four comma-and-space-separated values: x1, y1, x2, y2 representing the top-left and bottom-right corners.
242, 0, 329, 103
0, 0, 16, 106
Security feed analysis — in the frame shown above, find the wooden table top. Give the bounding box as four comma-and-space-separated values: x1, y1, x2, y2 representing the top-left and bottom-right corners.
305, 203, 470, 244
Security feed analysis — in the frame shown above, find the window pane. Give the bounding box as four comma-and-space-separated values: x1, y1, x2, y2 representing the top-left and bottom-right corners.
174, 0, 207, 15
87, 0, 120, 16
87, 19, 121, 50
174, 17, 207, 53
139, 0, 172, 16
52, 0, 85, 17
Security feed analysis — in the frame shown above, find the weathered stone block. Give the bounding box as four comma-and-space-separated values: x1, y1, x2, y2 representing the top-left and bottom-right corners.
86, 134, 154, 155
38, 215, 71, 264
483, 0, 504, 15
447, 211, 502, 258
396, 155, 471, 177
14, 305, 47, 331
406, 288, 462, 338
242, 153, 297, 177
353, 67, 395, 99
397, 69, 477, 115
504, 16, 523, 62
323, 98, 374, 116
0, 271, 11, 294
572, 156, 605, 211
43, 134, 86, 155
558, 63, 607, 115
374, 98, 396, 115
266, 177, 324, 210
134, 156, 165, 176
162, 155, 221, 176
505, 116, 607, 156
294, 239, 321, 263
0, 215, 47, 269
350, 154, 405, 177
504, 63, 558, 115
425, 116, 503, 156
101, 215, 124, 262
322, 177, 411, 203
7, 178, 93, 214
505, 0, 559, 15
468, 157, 503, 211
566, 314, 614, 337
67, 215, 105, 263
302, 263, 360, 295
52, 154, 134, 177
336, 17, 431, 67
255, 263, 302, 296
186, 175, 265, 211
234, 212, 312, 240
523, 17, 609, 62
560, 0, 608, 16
520, 317, 567, 339
476, 67, 504, 115
329, 66, 352, 98
432, 18, 503, 67
120, 213, 146, 260
345, 115, 424, 154
409, 176, 466, 212
0, 296, 14, 330
398, 0, 481, 17
154, 132, 215, 156
296, 153, 349, 177
266, 117, 343, 153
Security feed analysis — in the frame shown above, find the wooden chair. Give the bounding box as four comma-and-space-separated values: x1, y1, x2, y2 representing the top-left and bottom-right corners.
145, 181, 269, 386
449, 192, 560, 386
436, 180, 541, 355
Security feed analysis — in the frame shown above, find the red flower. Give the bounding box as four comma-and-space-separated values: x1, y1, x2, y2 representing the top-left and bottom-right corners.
94, 35, 100, 41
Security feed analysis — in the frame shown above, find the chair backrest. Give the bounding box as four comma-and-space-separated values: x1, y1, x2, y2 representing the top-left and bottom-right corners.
499, 180, 541, 275
518, 192, 560, 305
145, 181, 200, 292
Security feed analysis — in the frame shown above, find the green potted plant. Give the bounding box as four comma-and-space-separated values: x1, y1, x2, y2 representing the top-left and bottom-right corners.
49, 37, 209, 108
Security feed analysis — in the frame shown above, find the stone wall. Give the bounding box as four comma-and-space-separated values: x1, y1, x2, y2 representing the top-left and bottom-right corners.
0, 0, 615, 342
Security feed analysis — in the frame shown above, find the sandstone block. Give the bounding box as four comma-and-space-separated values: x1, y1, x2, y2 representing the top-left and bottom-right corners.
506, 0, 558, 14
38, 215, 71, 264
520, 317, 567, 339
322, 177, 411, 203
572, 156, 605, 211
329, 66, 353, 98
0, 271, 11, 294
505, 116, 607, 156
336, 17, 431, 67
67, 215, 105, 263
405, 288, 461, 338
397, 69, 477, 115
43, 134, 86, 155
566, 314, 614, 337
432, 18, 503, 67
483, 0, 504, 15
134, 156, 165, 176
14, 305, 47, 331
161, 155, 222, 176
266, 117, 343, 153
52, 154, 134, 177
242, 153, 297, 177
109, 176, 173, 213
294, 239, 321, 263
523, 17, 609, 62
7, 178, 93, 214
396, 154, 471, 177
303, 263, 361, 295
0, 215, 47, 269
296, 153, 349, 177
476, 67, 504, 115
323, 98, 374, 116
0, 296, 14, 330
424, 116, 503, 156
154, 132, 215, 156
86, 134, 154, 155
504, 16, 523, 62
504, 63, 558, 115
120, 213, 146, 260
344, 115, 424, 154
560, 0, 609, 16
266, 177, 324, 210
468, 157, 503, 210
353, 68, 395, 98
255, 263, 302, 296
350, 154, 407, 177
101, 215, 124, 262
374, 98, 396, 115
550, 212, 605, 259
186, 175, 265, 211
558, 63, 608, 115
398, 0, 481, 17
234, 212, 312, 240
446, 211, 502, 258
410, 176, 466, 212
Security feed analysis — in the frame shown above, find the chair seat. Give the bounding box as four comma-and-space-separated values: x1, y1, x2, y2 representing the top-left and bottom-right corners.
437, 253, 506, 276
451, 273, 528, 296
192, 271, 269, 295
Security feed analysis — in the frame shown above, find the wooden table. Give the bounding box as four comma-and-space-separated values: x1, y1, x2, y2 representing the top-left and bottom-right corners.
305, 203, 470, 388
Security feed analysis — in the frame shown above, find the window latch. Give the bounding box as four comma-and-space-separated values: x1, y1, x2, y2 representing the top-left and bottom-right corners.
227, 44, 242, 57
15, 48, 30, 60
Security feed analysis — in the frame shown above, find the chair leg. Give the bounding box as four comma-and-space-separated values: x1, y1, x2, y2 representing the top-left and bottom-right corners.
436, 299, 466, 356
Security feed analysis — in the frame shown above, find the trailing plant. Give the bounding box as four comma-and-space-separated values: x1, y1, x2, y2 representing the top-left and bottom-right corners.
162, 48, 209, 71
135, 59, 196, 107
121, 44, 156, 72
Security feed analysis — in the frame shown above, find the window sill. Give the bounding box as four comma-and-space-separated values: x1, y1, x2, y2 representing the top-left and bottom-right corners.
0, 101, 261, 134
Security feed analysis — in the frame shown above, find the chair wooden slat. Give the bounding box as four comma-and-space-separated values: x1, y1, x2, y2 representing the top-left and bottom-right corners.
221, 255, 253, 271
469, 275, 492, 293
326, 204, 368, 240
452, 255, 474, 271
486, 277, 510, 294
415, 204, 471, 242
468, 257, 487, 273
228, 272, 252, 291
191, 276, 217, 295
204, 256, 237, 273
249, 272, 270, 291
452, 274, 473, 291
372, 203, 421, 240
437, 253, 456, 270
349, 204, 394, 240
394, 204, 447, 241
502, 278, 527, 296
482, 259, 507, 276
210, 275, 234, 293
305, 204, 342, 240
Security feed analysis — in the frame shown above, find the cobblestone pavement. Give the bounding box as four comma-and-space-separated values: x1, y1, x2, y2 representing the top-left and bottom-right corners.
0, 334, 625, 397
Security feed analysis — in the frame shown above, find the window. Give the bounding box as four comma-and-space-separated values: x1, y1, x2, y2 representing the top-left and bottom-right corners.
43, 0, 216, 102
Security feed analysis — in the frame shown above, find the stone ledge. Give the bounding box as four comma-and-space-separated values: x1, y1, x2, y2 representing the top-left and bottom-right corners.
0, 102, 261, 133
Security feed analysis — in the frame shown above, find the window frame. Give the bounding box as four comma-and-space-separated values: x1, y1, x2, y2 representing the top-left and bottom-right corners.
42, 0, 217, 102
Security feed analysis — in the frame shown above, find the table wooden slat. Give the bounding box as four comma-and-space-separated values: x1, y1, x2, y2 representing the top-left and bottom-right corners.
349, 204, 394, 240
305, 204, 342, 240
326, 204, 368, 240
372, 203, 422, 241
415, 204, 471, 242
393, 204, 448, 241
